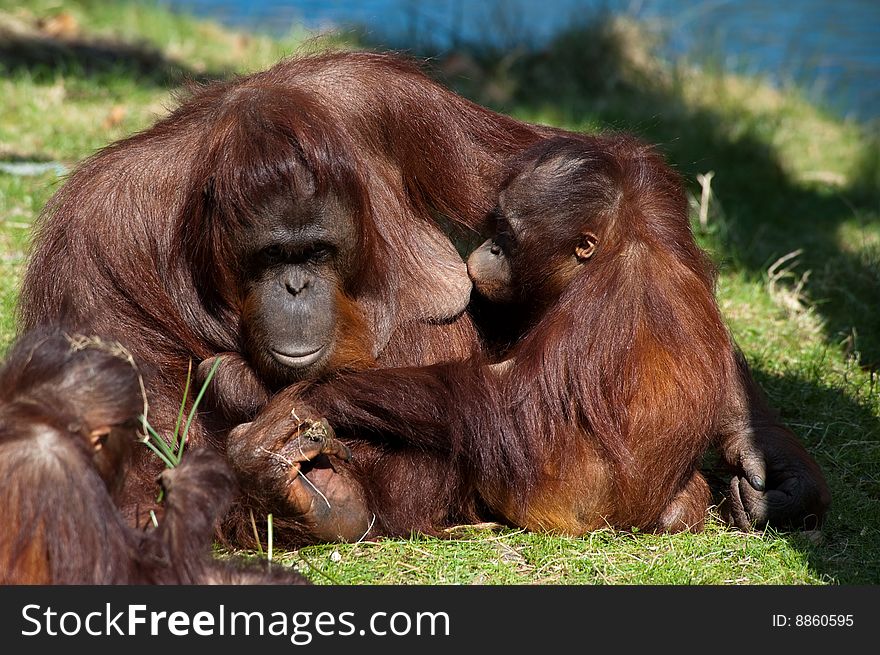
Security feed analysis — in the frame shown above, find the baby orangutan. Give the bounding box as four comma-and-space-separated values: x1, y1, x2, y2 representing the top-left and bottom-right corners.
0, 329, 307, 584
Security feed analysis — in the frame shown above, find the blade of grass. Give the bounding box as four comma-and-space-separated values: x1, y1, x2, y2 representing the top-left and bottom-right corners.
171, 359, 193, 456
267, 513, 274, 562
140, 420, 178, 465
180, 357, 222, 455
298, 550, 343, 585
140, 432, 176, 469
249, 509, 264, 557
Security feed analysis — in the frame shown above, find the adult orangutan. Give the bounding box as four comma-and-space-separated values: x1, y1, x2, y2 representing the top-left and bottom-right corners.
18, 51, 827, 543
19, 51, 538, 543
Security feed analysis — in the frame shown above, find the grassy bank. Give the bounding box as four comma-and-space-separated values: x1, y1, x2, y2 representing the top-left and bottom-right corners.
1, 1, 877, 584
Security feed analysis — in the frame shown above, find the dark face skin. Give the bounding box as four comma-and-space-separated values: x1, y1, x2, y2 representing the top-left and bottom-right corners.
236, 187, 359, 387
467, 155, 598, 306
466, 234, 516, 303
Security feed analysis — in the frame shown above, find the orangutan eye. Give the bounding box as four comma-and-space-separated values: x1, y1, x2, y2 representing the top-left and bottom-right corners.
261, 244, 285, 264
491, 231, 513, 256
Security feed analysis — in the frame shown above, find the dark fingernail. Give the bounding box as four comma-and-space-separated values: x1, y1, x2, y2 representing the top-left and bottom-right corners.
750, 475, 765, 491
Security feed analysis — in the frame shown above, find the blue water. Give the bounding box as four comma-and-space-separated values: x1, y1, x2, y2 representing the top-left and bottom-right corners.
166, 0, 880, 123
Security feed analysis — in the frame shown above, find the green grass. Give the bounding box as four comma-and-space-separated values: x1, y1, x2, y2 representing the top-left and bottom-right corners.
283, 523, 825, 585
1, 1, 878, 585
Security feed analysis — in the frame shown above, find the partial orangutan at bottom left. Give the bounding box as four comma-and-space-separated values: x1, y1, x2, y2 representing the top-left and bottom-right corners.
0, 329, 306, 585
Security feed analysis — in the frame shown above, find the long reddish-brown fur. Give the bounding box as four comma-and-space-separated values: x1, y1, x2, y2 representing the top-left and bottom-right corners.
17, 50, 827, 541
278, 134, 732, 534
18, 52, 546, 533
0, 329, 306, 584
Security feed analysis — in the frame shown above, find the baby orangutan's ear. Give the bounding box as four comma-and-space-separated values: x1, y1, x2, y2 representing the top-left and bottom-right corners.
89, 426, 112, 452
575, 232, 599, 262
